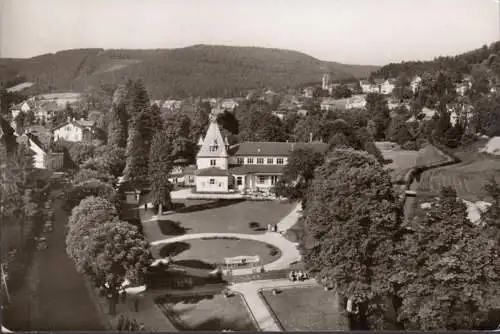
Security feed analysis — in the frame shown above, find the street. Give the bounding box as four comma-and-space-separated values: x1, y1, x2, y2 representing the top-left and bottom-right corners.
3, 188, 105, 331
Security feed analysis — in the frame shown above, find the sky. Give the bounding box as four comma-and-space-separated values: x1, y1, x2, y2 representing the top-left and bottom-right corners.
0, 0, 498, 65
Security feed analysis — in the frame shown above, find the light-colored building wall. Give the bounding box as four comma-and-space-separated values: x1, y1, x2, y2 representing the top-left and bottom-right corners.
196, 157, 228, 170
229, 156, 288, 165
53, 123, 84, 142
30, 142, 47, 169
196, 175, 229, 192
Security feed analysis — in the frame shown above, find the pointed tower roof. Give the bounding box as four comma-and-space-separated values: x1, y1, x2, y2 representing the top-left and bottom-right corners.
196, 117, 228, 158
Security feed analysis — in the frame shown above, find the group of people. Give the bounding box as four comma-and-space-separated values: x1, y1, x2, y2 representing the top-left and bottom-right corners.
288, 270, 309, 281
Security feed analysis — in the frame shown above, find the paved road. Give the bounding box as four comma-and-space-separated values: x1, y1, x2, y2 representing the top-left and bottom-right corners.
3, 191, 104, 331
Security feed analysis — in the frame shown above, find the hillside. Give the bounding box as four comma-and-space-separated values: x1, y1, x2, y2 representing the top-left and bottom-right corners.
0, 45, 378, 99
371, 41, 500, 79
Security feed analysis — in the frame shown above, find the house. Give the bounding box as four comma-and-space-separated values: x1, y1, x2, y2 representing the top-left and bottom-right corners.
360, 80, 382, 94
272, 110, 288, 120
161, 100, 183, 112
221, 99, 239, 112
303, 87, 315, 98
410, 76, 422, 93
193, 116, 328, 193
406, 107, 437, 123
17, 132, 63, 170
380, 79, 396, 95
53, 117, 96, 142
345, 95, 367, 109
320, 98, 347, 111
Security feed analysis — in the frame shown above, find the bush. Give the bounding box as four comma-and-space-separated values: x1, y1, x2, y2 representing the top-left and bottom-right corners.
401, 141, 418, 151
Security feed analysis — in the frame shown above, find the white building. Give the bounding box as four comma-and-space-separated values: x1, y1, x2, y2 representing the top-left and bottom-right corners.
410, 76, 422, 93
53, 118, 95, 142
19, 133, 63, 170
191, 117, 328, 193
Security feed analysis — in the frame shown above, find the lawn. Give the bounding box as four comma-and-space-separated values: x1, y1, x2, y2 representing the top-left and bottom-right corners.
260, 286, 349, 331
380, 149, 420, 182
150, 237, 281, 268
141, 199, 296, 242
156, 291, 258, 331
419, 155, 500, 201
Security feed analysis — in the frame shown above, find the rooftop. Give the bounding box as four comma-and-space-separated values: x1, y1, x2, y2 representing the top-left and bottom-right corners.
195, 167, 232, 177
231, 141, 329, 157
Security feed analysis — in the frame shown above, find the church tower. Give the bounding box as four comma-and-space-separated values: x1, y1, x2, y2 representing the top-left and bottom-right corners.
322, 73, 330, 91
196, 114, 229, 170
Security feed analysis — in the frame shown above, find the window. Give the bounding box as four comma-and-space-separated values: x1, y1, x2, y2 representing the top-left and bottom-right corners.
237, 158, 244, 165
271, 176, 279, 185
236, 176, 242, 186
247, 158, 254, 164
210, 159, 216, 166
257, 158, 264, 164
276, 158, 284, 165
209, 178, 215, 185
210, 145, 219, 152
267, 158, 274, 164
258, 175, 266, 184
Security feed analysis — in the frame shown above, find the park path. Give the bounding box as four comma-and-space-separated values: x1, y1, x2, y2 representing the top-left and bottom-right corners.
149, 203, 303, 275
229, 278, 319, 331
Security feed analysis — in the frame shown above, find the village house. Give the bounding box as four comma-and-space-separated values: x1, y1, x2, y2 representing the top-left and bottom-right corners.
190, 116, 328, 194
10, 100, 35, 119
17, 132, 63, 170
303, 87, 315, 98
406, 107, 438, 123
410, 76, 422, 93
220, 99, 239, 112
52, 117, 96, 142
346, 94, 367, 109
320, 97, 347, 111
380, 79, 396, 95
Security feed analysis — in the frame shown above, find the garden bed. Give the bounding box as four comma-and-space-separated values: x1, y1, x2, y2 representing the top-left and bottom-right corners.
259, 286, 349, 331
156, 291, 258, 331
151, 238, 281, 268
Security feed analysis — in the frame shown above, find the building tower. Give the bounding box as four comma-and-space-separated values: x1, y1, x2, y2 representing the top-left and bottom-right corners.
322, 73, 330, 91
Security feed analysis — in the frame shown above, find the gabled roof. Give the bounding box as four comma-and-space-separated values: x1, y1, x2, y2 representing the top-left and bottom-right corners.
232, 141, 329, 157
24, 132, 48, 153
196, 120, 228, 158
195, 167, 232, 177
52, 119, 95, 131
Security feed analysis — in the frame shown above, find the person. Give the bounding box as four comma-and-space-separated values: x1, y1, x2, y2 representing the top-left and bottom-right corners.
291, 270, 296, 281
297, 271, 303, 281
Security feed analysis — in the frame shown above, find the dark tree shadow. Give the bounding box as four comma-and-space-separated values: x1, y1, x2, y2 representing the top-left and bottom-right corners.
159, 242, 191, 257
176, 199, 246, 213
174, 260, 216, 270
158, 220, 190, 236
191, 317, 256, 331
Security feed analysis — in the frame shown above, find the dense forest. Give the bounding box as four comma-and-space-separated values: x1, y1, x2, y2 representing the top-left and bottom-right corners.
371, 42, 500, 80
0, 45, 378, 99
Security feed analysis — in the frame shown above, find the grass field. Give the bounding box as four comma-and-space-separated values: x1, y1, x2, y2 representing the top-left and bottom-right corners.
418, 145, 500, 202
141, 199, 296, 242
260, 286, 349, 331
156, 292, 258, 331
150, 238, 281, 268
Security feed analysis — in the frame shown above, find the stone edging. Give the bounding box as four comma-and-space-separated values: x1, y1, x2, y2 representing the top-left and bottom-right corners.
256, 284, 319, 332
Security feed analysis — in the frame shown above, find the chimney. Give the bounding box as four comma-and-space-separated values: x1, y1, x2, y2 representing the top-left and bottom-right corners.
309, 132, 313, 143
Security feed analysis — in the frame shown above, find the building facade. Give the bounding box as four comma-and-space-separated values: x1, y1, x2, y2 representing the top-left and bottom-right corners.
53, 118, 95, 142
193, 118, 328, 193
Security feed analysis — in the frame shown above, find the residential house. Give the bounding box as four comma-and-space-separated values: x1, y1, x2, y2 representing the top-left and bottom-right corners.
320, 98, 347, 111
271, 110, 287, 120
303, 87, 315, 98
52, 117, 96, 142
406, 107, 437, 123
345, 95, 367, 109
360, 79, 383, 94
380, 79, 396, 95
410, 76, 422, 93
17, 132, 63, 170
221, 99, 239, 112
10, 100, 35, 119
161, 100, 183, 112
193, 117, 328, 193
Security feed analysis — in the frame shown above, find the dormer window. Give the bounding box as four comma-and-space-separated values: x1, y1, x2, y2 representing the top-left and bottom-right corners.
210, 145, 218, 152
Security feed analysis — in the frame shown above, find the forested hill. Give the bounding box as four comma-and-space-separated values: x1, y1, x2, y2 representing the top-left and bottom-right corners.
371, 41, 500, 79
0, 45, 378, 99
